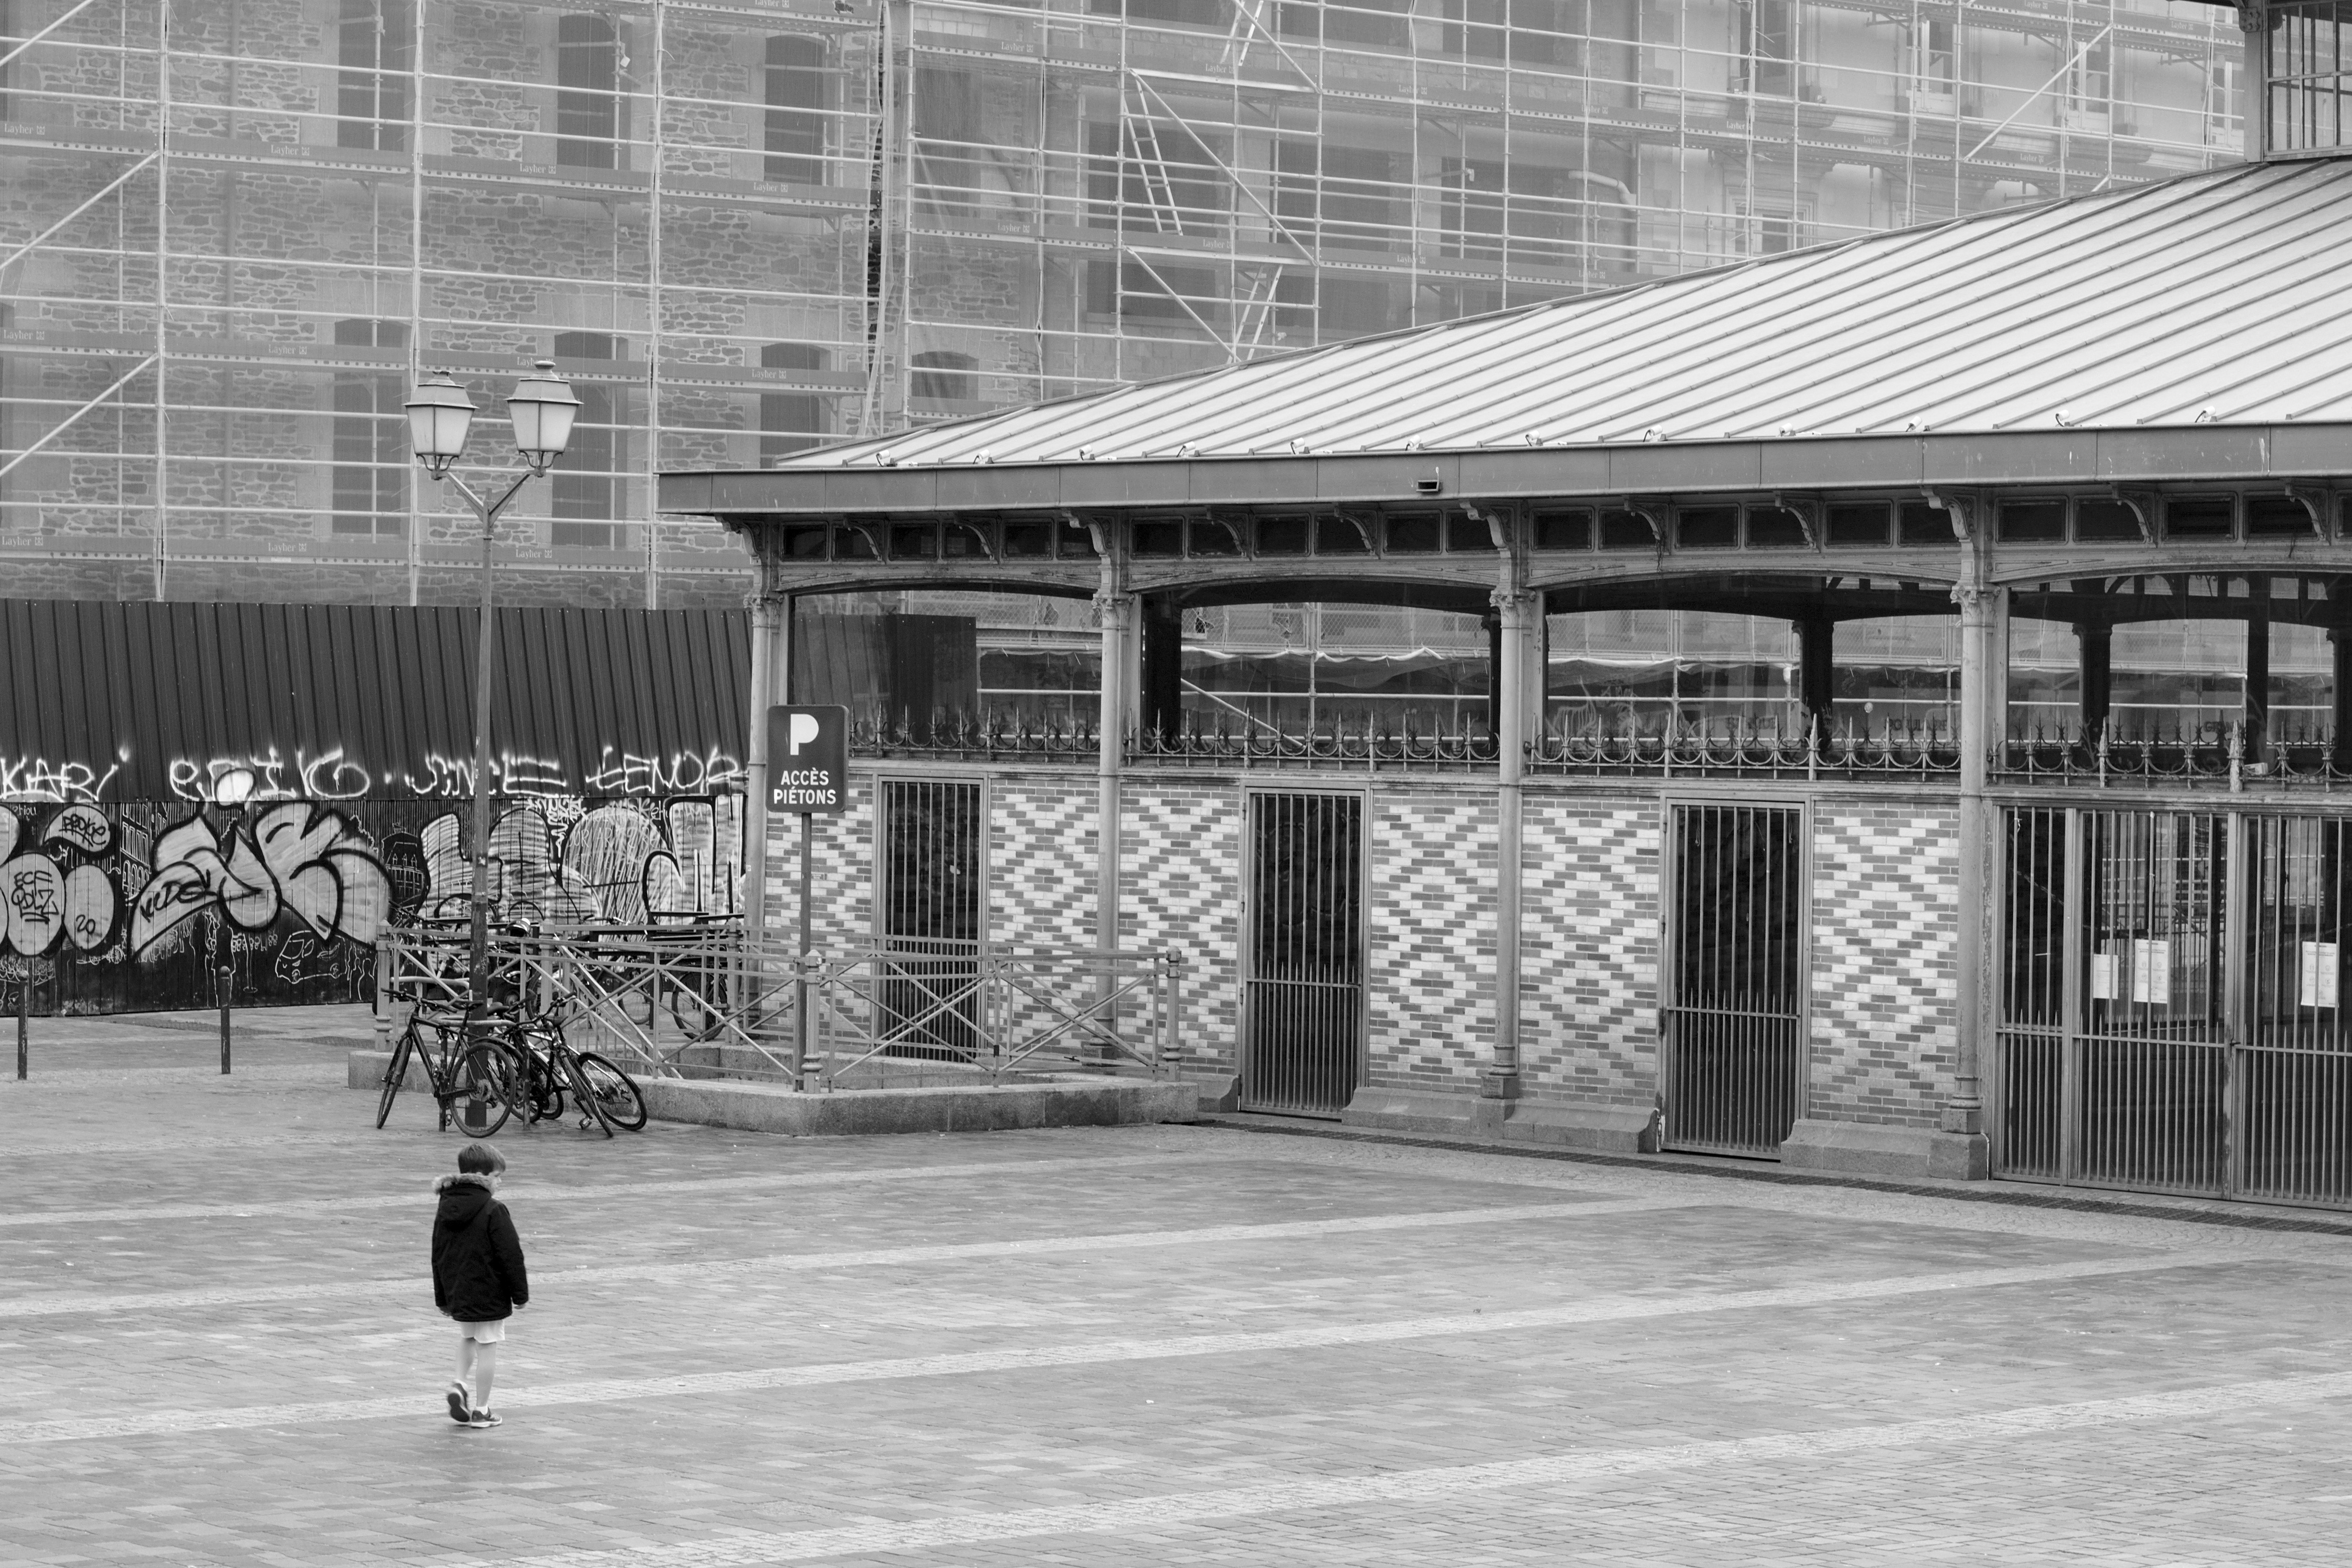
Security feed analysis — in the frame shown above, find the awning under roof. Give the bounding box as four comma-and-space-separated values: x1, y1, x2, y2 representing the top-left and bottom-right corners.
670, 154, 2352, 505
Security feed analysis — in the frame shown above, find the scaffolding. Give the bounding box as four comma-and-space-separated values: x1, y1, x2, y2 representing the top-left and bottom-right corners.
0, 0, 2244, 605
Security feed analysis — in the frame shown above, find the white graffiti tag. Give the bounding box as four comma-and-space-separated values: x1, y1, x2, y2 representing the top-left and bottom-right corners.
130, 803, 393, 955
0, 812, 117, 957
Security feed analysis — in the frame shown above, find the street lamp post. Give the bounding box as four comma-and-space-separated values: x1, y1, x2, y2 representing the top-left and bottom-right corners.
404, 361, 581, 1009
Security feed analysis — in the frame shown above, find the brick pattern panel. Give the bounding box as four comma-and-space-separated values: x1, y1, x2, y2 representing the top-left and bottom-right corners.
988, 777, 1098, 947
762, 774, 872, 951
1121, 782, 1244, 1070
989, 776, 1102, 1046
1519, 796, 1662, 1109
1367, 791, 1495, 1090
1808, 806, 1960, 1128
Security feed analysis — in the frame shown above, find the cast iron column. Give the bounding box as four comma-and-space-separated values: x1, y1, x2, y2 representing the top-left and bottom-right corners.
1092, 523, 1131, 1007
741, 585, 786, 944
1797, 611, 1835, 743
1945, 524, 1995, 1176
1480, 501, 1531, 1122
2332, 615, 2352, 774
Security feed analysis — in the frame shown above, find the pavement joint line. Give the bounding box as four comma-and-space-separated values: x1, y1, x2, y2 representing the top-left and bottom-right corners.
0, 1196, 1691, 1319
1195, 1114, 2352, 1239
0, 1151, 1220, 1230
0, 1062, 350, 1088
0, 1247, 2237, 1446
395, 1367, 2352, 1567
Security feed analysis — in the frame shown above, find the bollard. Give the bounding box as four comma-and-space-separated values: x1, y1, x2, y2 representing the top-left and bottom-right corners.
14, 974, 27, 1080
218, 966, 233, 1075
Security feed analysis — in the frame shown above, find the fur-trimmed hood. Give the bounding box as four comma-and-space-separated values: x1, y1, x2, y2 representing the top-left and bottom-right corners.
434, 1172, 497, 1195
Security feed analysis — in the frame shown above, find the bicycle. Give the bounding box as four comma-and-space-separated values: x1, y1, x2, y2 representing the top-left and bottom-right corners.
376, 1004, 527, 1136
497, 998, 648, 1137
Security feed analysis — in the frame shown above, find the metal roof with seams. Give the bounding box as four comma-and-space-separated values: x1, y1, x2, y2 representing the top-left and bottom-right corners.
662, 154, 2352, 523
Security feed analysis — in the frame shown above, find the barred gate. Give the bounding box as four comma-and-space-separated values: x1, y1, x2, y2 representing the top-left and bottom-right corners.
1662, 801, 1806, 1157
877, 779, 983, 1059
1241, 791, 1364, 1117
1997, 804, 2352, 1208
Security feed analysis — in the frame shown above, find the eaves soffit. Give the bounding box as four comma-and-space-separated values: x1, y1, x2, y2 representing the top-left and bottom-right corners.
666, 424, 2352, 520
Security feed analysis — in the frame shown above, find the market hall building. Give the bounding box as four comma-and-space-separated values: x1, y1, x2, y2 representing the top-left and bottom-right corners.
663, 119, 2352, 1209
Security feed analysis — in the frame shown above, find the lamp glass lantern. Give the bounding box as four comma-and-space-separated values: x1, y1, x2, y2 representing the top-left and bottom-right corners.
507, 360, 582, 473
402, 370, 477, 477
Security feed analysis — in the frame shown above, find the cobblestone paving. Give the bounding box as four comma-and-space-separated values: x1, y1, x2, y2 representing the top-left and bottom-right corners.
5, 1023, 2352, 1564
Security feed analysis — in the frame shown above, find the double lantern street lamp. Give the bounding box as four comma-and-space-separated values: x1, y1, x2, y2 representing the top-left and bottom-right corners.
402, 361, 581, 1007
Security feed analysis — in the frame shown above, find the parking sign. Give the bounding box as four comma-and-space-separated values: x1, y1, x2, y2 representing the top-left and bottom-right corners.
766, 704, 849, 814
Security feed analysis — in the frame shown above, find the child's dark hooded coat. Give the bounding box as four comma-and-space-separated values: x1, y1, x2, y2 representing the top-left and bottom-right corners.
431, 1173, 529, 1322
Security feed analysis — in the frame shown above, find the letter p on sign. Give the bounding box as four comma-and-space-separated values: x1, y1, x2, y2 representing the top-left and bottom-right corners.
765, 704, 849, 815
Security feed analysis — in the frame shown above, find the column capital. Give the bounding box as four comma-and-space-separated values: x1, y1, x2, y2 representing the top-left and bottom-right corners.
1488, 585, 1540, 624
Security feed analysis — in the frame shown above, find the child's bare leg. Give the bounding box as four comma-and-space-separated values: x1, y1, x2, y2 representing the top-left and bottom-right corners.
472, 1343, 497, 1410
455, 1337, 478, 1385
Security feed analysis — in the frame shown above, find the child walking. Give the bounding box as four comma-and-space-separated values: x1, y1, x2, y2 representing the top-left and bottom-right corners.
431, 1143, 529, 1429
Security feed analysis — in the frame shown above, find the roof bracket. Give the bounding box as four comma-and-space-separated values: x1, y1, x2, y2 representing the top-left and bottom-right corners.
954, 514, 998, 562
1773, 492, 1823, 549
1465, 501, 1515, 555
1923, 488, 1983, 542
2109, 487, 2157, 544
2286, 482, 2335, 542
1202, 508, 1250, 555
844, 520, 887, 560
1334, 508, 1380, 554
1620, 496, 1670, 548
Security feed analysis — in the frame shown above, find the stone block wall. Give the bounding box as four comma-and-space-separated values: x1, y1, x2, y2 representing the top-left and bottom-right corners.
1518, 791, 1661, 1109
1805, 798, 1961, 1128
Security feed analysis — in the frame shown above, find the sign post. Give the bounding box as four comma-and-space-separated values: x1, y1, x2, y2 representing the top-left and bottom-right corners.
766, 704, 849, 1088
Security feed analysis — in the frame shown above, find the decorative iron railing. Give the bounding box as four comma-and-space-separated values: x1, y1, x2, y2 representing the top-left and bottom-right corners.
1129, 719, 1500, 770
850, 710, 1100, 763
374, 922, 1184, 1090
1531, 719, 1961, 780
1996, 723, 2352, 789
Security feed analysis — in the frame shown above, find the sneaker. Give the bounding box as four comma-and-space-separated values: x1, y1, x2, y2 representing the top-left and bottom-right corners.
467, 1409, 502, 1428
446, 1382, 471, 1423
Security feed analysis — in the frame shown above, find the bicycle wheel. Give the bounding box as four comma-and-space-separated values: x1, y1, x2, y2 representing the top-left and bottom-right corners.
558, 1051, 617, 1138
575, 1051, 648, 1132
449, 1043, 520, 1138
376, 1032, 414, 1129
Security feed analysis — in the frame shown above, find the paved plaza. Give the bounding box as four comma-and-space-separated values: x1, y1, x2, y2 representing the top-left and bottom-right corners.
5, 1015, 2352, 1565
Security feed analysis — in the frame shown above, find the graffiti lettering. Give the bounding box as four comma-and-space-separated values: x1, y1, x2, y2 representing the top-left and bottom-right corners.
167, 748, 376, 804
581, 746, 745, 798
417, 794, 744, 926
130, 802, 392, 955
0, 756, 123, 804
43, 803, 114, 855
397, 752, 574, 800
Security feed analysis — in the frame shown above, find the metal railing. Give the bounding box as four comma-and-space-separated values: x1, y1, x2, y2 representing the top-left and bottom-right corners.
1534, 718, 1960, 780
374, 923, 1184, 1091
1996, 723, 2352, 790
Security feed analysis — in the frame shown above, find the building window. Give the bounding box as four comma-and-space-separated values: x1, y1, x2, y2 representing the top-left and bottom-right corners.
2269, 0, 2351, 154
331, 318, 409, 537
764, 35, 826, 185
1736, 0, 1794, 97
909, 350, 977, 403
550, 331, 620, 547
556, 13, 621, 169
337, 0, 413, 151
760, 342, 826, 462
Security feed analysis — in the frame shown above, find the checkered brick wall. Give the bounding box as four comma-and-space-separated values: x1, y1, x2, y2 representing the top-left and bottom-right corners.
761, 771, 874, 950
1519, 794, 1662, 1109
1367, 789, 1497, 1090
989, 776, 1099, 946
1121, 781, 1244, 1069
1808, 802, 1960, 1128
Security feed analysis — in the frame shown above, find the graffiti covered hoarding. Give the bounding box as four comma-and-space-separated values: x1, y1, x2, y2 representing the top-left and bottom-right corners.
0, 795, 745, 1016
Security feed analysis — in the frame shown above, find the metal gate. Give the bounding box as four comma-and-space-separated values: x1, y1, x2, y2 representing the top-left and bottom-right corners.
1241, 791, 1364, 1116
1662, 801, 1806, 1156
1996, 805, 2352, 1208
877, 779, 983, 1058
